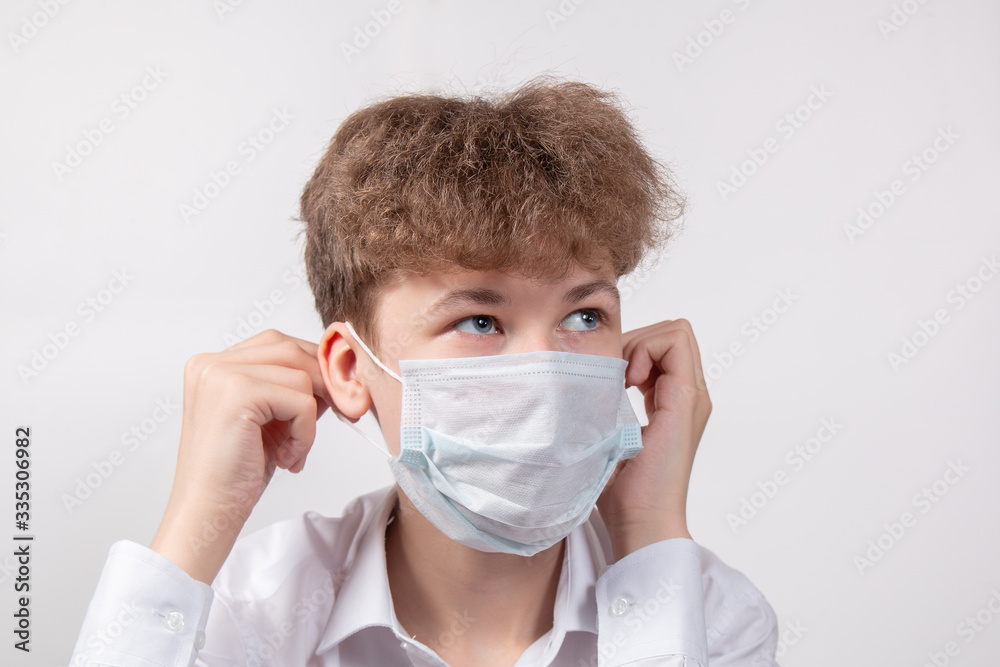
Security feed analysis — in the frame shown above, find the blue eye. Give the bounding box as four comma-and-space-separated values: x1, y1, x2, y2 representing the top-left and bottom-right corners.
454, 315, 498, 335
562, 309, 601, 331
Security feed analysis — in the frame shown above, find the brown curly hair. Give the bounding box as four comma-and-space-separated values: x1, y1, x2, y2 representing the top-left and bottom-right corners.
299, 76, 685, 346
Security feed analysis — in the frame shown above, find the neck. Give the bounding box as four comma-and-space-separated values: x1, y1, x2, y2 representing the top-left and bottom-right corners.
385, 488, 565, 665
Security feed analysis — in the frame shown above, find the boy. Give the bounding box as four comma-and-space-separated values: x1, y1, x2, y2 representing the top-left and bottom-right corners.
72, 78, 778, 666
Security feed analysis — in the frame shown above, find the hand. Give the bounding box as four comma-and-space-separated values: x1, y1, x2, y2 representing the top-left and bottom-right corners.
596, 319, 712, 560
150, 329, 332, 583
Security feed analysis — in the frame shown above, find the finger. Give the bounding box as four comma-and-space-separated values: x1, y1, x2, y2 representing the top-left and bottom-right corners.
621, 320, 662, 352
649, 319, 707, 392
623, 327, 699, 396
219, 363, 330, 417
681, 320, 708, 392
621, 321, 666, 388
289, 453, 308, 474
214, 338, 333, 408
227, 329, 320, 360
622, 332, 656, 389
241, 378, 320, 471
623, 320, 704, 389
622, 325, 676, 389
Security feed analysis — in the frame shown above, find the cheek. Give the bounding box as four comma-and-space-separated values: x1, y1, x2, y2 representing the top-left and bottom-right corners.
369, 380, 403, 456
599, 337, 625, 359
432, 333, 505, 358
562, 327, 622, 357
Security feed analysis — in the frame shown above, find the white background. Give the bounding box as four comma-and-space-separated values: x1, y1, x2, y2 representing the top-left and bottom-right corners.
2, 1, 999, 665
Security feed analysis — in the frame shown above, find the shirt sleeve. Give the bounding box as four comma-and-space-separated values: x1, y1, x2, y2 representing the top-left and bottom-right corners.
701, 546, 780, 667
595, 538, 707, 666
594, 538, 778, 667
69, 540, 217, 667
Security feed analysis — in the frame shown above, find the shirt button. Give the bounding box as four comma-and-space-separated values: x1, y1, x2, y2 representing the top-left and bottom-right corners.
165, 610, 185, 631
610, 597, 631, 616
194, 631, 206, 650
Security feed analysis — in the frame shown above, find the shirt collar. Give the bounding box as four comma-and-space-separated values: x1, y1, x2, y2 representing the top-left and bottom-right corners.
317, 484, 402, 653
560, 517, 600, 635
316, 485, 600, 655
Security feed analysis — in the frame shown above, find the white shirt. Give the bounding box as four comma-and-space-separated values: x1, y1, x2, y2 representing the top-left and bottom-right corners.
71, 484, 778, 666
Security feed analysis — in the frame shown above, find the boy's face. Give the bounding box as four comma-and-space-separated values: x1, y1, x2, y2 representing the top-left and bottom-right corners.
359, 261, 624, 456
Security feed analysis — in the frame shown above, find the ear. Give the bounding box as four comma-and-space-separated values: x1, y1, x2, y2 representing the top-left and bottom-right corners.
317, 322, 372, 421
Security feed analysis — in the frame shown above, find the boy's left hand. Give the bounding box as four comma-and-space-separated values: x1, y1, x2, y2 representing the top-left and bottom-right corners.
596, 318, 712, 560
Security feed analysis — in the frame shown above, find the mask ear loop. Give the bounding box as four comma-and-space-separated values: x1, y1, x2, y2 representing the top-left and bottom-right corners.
334, 411, 391, 459
344, 321, 403, 383
334, 321, 400, 459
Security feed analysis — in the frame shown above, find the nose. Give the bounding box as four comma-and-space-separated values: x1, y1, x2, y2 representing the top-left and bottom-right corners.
505, 327, 561, 355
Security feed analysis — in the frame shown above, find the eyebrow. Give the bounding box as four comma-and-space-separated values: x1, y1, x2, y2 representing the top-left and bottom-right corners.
427, 280, 620, 316
564, 280, 621, 305
427, 288, 509, 315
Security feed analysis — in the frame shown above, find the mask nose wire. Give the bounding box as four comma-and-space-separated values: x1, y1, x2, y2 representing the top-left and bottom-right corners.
344, 321, 404, 383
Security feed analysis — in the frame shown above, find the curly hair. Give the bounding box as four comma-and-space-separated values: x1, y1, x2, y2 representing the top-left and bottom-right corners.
299, 76, 685, 346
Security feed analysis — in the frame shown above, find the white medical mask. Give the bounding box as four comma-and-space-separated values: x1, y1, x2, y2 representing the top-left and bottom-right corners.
337, 321, 643, 556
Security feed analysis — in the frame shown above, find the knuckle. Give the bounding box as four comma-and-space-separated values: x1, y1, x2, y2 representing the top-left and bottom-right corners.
291, 368, 312, 389
671, 318, 694, 333
184, 352, 209, 378
679, 383, 700, 404
198, 359, 223, 382
200, 361, 244, 394
256, 328, 285, 344
294, 392, 319, 419
279, 338, 302, 355
235, 402, 267, 428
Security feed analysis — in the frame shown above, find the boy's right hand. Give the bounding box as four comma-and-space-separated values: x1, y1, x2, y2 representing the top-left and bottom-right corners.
150, 329, 333, 584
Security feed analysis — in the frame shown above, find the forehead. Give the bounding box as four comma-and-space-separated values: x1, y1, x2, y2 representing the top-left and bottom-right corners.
374, 262, 619, 317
